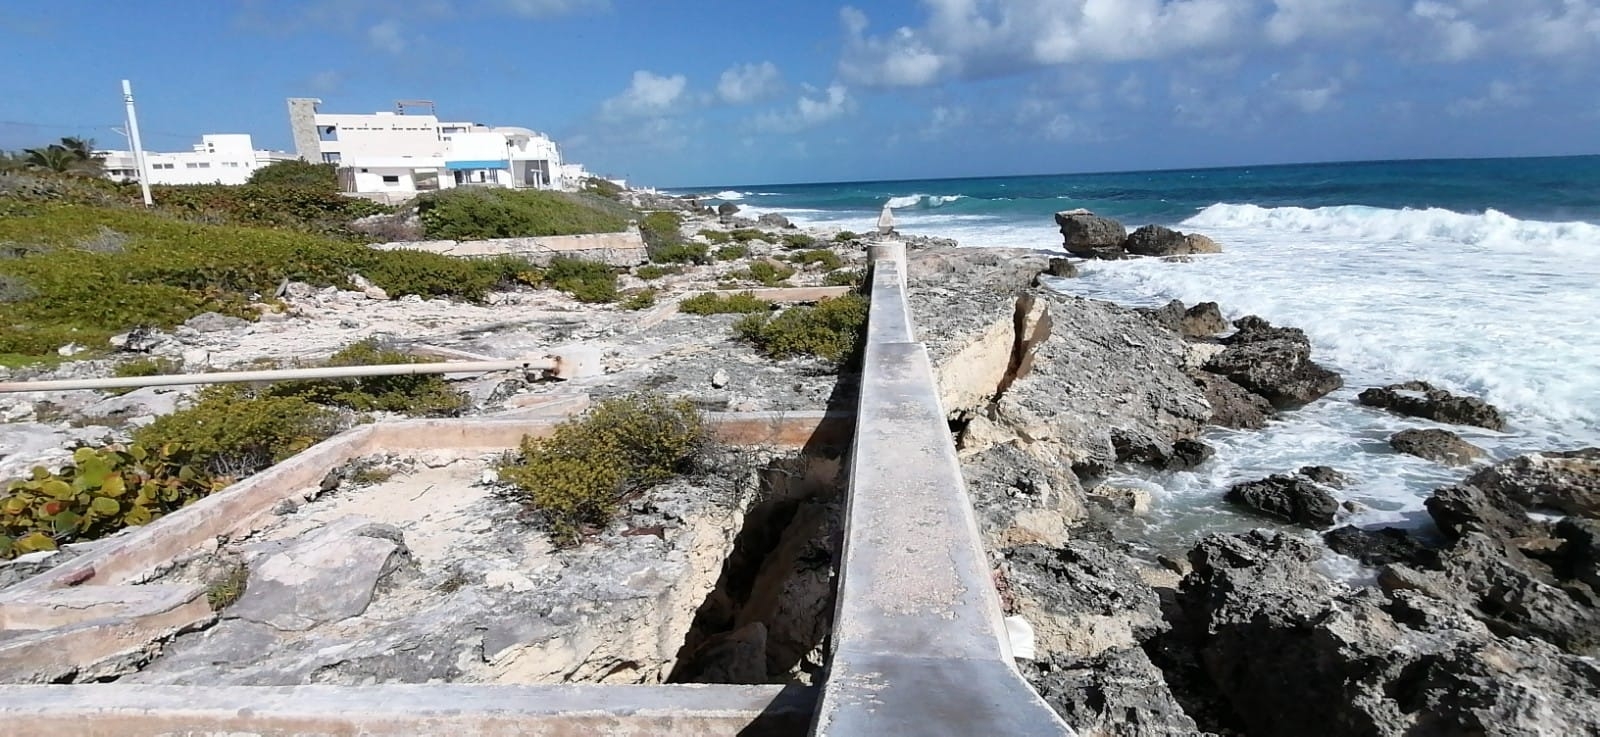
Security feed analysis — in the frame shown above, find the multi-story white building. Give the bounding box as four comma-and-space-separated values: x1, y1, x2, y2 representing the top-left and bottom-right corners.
100, 134, 297, 186
286, 98, 582, 196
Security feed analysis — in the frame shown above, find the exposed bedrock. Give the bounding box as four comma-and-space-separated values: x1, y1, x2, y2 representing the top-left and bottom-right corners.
1055, 209, 1128, 260
1203, 315, 1343, 409
1390, 427, 1485, 467
1358, 380, 1508, 431
1224, 471, 1342, 528
1123, 225, 1223, 258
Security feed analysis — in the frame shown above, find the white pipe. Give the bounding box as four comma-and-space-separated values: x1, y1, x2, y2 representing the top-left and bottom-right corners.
121, 80, 153, 208
0, 359, 555, 394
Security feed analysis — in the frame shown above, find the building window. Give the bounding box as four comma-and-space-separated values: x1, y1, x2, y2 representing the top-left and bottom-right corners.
322, 152, 341, 164
381, 175, 400, 184
186, 163, 200, 169
197, 162, 210, 168
318, 125, 338, 141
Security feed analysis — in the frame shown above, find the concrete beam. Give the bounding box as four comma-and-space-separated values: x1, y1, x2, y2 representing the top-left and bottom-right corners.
0, 683, 818, 736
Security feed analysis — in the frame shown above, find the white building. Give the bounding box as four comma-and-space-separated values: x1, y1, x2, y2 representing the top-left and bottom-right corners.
286, 98, 583, 197
100, 134, 296, 186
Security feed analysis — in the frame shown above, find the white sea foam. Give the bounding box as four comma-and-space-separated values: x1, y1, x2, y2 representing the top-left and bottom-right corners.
884, 194, 967, 209
1050, 203, 1600, 551
712, 190, 745, 201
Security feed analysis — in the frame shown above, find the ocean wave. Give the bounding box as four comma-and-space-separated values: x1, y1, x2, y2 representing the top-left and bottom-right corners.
711, 190, 745, 201
884, 193, 967, 209
1184, 203, 1600, 250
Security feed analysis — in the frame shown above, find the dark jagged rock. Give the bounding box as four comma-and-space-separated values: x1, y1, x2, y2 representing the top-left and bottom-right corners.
1424, 482, 1544, 543
1175, 530, 1600, 737
1555, 517, 1600, 593
1193, 371, 1273, 429
1298, 465, 1350, 489
1044, 257, 1079, 278
1110, 429, 1212, 471
1358, 381, 1507, 431
1180, 302, 1227, 337
1225, 473, 1340, 528
756, 212, 793, 229
1005, 542, 1166, 651
1123, 225, 1222, 258
1022, 647, 1204, 737
1462, 447, 1599, 517
1055, 209, 1128, 259
1324, 526, 1435, 567
716, 202, 740, 223
1166, 439, 1214, 471
1390, 428, 1485, 467
1204, 316, 1343, 408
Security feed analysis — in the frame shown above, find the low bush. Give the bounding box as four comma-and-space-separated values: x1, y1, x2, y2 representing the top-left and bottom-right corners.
247, 160, 338, 189
0, 444, 230, 560
823, 268, 867, 287
132, 385, 345, 478
545, 256, 619, 303
635, 264, 682, 281
621, 288, 658, 311
679, 291, 774, 315
580, 177, 624, 200
648, 241, 708, 265
740, 261, 795, 287
733, 293, 869, 364
417, 188, 630, 240
715, 244, 749, 261
498, 393, 707, 545
790, 249, 843, 270
151, 183, 388, 236
834, 231, 859, 242
698, 229, 732, 245
781, 233, 818, 250
728, 228, 769, 243
268, 338, 469, 416
640, 211, 685, 253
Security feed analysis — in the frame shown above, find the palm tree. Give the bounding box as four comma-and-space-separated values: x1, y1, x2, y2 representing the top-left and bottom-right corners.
22, 137, 105, 176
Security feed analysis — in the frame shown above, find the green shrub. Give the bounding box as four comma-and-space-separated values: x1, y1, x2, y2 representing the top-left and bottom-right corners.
823, 268, 867, 287
113, 356, 181, 379
649, 241, 708, 265
781, 233, 819, 250
834, 231, 859, 242
621, 288, 658, 311
640, 211, 684, 251
498, 393, 707, 545
206, 561, 250, 610
740, 261, 795, 287
132, 385, 344, 477
151, 183, 387, 236
545, 256, 619, 303
729, 228, 768, 243
0, 444, 228, 560
791, 249, 843, 270
635, 264, 682, 281
679, 291, 774, 315
417, 188, 630, 240
580, 177, 625, 200
698, 229, 732, 245
268, 339, 469, 416
733, 293, 869, 364
247, 160, 338, 189
715, 244, 749, 261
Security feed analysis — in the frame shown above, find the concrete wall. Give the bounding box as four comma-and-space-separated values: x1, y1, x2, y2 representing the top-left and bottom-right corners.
371, 230, 649, 267
100, 135, 295, 186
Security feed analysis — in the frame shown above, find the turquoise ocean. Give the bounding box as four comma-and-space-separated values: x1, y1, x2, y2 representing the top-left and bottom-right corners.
674, 156, 1600, 555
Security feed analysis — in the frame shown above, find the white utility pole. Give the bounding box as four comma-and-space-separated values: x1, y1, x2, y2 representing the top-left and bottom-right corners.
121, 79, 153, 207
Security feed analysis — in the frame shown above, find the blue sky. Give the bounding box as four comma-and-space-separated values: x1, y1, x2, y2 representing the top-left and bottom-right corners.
2, 1, 1597, 187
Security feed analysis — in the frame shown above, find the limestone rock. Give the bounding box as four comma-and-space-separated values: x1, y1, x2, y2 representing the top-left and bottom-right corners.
1193, 371, 1272, 429
1022, 647, 1203, 737
109, 325, 169, 353
1045, 257, 1079, 278
1180, 302, 1227, 337
1297, 465, 1350, 488
1461, 447, 1598, 517
1123, 224, 1220, 258
710, 368, 730, 389
229, 519, 412, 632
1390, 428, 1485, 466
1225, 473, 1340, 528
1054, 210, 1128, 260
1087, 484, 1153, 515
756, 213, 793, 229
1358, 381, 1507, 431
1184, 233, 1222, 254
182, 312, 250, 333
716, 202, 740, 223
1204, 316, 1342, 408
1003, 542, 1165, 661
1323, 526, 1435, 567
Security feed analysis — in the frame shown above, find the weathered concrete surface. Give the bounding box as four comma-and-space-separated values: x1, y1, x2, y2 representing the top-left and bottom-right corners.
811, 246, 1071, 736
371, 230, 648, 268
0, 683, 817, 736
0, 585, 213, 683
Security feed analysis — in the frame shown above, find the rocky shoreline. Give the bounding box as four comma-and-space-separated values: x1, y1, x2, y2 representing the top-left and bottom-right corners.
3, 200, 1596, 733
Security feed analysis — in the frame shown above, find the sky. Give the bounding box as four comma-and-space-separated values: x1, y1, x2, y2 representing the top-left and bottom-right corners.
1, 0, 1597, 188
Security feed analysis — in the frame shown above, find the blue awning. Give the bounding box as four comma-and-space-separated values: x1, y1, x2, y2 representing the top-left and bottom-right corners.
445, 159, 509, 170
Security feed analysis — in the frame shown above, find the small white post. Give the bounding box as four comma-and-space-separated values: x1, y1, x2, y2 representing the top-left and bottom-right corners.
121, 79, 154, 207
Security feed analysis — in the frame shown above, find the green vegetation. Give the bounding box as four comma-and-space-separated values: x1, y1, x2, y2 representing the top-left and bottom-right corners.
133, 385, 344, 478
781, 233, 819, 250
545, 256, 619, 303
640, 211, 684, 252
834, 231, 859, 242
417, 188, 630, 240
0, 444, 230, 560
698, 229, 732, 245
246, 160, 338, 188
739, 261, 795, 287
635, 264, 683, 281
823, 268, 867, 288
498, 393, 708, 545
790, 249, 843, 270
733, 293, 869, 364
151, 183, 387, 235
714, 244, 749, 261
580, 176, 624, 200
648, 242, 709, 265
728, 228, 770, 244
13, 137, 104, 177
621, 288, 658, 311
267, 339, 469, 416
679, 291, 774, 315
206, 562, 250, 610
112, 356, 182, 379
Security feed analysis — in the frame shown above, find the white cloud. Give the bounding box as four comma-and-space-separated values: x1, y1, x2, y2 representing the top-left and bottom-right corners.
1268, 60, 1360, 113
1447, 79, 1531, 116
754, 84, 856, 133
366, 19, 407, 54
717, 62, 784, 105
498, 0, 609, 17
601, 70, 689, 118
1265, 0, 1394, 45
307, 70, 344, 93
921, 105, 970, 138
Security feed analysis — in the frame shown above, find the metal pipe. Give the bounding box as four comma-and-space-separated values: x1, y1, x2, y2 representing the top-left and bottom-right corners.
0, 359, 555, 394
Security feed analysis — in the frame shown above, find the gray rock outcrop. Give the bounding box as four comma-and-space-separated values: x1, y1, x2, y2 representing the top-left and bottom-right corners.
228, 519, 413, 632
1123, 225, 1223, 258
1390, 428, 1485, 466
1055, 209, 1128, 260
1224, 472, 1341, 528
756, 213, 793, 229
1192, 371, 1273, 429
1358, 381, 1508, 431
1045, 257, 1079, 278
1022, 647, 1204, 737
1204, 316, 1343, 408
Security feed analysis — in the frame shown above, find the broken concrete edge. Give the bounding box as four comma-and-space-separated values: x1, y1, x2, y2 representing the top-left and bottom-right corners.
810, 245, 1073, 736
7, 409, 850, 594
0, 588, 214, 684
0, 682, 819, 737
369, 230, 650, 268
